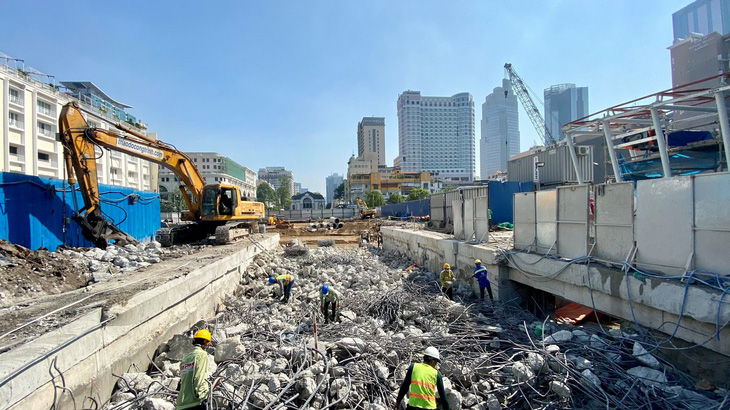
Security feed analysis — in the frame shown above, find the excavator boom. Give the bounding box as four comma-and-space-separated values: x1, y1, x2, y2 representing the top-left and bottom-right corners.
58, 102, 264, 248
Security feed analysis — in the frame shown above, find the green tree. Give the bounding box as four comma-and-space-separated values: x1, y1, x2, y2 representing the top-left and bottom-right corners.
256, 183, 278, 209
277, 176, 293, 210
387, 193, 404, 204
365, 190, 386, 207
407, 188, 430, 201
334, 182, 345, 199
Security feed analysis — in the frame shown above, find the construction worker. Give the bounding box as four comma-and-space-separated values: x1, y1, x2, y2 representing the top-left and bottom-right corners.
269, 274, 295, 303
473, 259, 494, 303
176, 329, 212, 410
439, 263, 455, 300
394, 346, 450, 410
320, 285, 340, 323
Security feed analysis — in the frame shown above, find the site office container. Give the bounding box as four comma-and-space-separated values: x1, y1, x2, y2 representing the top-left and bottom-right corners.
508, 144, 594, 186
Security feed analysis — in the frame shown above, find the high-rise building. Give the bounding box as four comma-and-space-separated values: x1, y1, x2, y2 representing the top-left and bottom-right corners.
0, 51, 156, 191
159, 152, 257, 200
397, 91, 476, 182
480, 79, 520, 178
673, 0, 730, 41
544, 84, 589, 142
358, 117, 386, 167
258, 166, 294, 194
325, 173, 343, 206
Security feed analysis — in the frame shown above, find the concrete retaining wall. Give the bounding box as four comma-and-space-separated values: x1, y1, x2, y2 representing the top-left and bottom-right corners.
0, 234, 279, 410
381, 227, 730, 362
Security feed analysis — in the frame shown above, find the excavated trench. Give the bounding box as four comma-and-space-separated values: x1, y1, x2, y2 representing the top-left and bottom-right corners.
92, 245, 726, 410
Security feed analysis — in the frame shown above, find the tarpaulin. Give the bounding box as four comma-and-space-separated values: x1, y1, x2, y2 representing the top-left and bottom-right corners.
556, 302, 602, 325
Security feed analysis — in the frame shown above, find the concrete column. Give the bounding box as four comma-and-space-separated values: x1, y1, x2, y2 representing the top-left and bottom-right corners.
714, 91, 730, 171
602, 121, 623, 182
649, 107, 673, 178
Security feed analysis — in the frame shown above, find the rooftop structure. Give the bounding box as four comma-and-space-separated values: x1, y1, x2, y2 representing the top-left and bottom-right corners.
357, 117, 386, 167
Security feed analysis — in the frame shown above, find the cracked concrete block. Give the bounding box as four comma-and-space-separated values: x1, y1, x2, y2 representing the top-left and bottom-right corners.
581, 369, 601, 388
117, 372, 154, 393
486, 394, 500, 410
335, 337, 367, 354
550, 380, 571, 399
221, 363, 245, 384
296, 377, 317, 399
214, 338, 246, 363
633, 342, 661, 369
271, 357, 288, 373
165, 334, 194, 361
543, 330, 573, 344
512, 362, 535, 384
141, 398, 175, 410
627, 366, 667, 385
525, 352, 547, 373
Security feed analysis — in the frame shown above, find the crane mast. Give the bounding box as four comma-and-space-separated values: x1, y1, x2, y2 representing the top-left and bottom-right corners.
504, 63, 556, 146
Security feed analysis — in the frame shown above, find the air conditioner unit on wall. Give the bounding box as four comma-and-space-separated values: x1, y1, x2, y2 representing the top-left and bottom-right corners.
576, 146, 590, 156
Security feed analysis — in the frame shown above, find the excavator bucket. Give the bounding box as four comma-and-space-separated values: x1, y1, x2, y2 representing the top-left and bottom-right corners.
74, 208, 137, 249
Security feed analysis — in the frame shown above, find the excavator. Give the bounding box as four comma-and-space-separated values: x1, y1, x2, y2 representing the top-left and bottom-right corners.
58, 102, 265, 248
355, 198, 376, 219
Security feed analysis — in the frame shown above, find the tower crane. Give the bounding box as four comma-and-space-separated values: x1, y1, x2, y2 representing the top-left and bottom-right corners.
504, 63, 556, 146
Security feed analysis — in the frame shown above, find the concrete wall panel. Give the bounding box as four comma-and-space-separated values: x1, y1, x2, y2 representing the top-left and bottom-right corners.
594, 182, 634, 262
453, 200, 463, 240
557, 185, 589, 258
475, 196, 489, 243
536, 190, 557, 254
464, 199, 474, 241
513, 192, 536, 250
694, 172, 730, 275
636, 177, 693, 274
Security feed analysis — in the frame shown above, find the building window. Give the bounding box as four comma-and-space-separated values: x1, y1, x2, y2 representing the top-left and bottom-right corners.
38, 152, 50, 162
38, 100, 53, 116
38, 121, 52, 137
9, 146, 18, 155
9, 88, 23, 105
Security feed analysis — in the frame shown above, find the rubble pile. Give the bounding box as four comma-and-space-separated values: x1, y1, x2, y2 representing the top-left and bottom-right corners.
0, 239, 201, 303
102, 247, 727, 410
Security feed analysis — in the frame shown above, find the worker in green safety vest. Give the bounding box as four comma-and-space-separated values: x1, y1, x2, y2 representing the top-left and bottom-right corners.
394, 347, 450, 410
176, 329, 212, 410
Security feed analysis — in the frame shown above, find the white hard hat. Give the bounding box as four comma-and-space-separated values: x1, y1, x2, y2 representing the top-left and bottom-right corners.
424, 346, 440, 362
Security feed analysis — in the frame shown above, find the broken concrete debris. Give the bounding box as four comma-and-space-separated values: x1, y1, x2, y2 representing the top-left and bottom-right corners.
102, 247, 725, 409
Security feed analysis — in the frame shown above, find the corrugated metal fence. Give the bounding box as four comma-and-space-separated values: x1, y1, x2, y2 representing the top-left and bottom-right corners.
430, 182, 534, 228
0, 172, 161, 251
379, 199, 430, 218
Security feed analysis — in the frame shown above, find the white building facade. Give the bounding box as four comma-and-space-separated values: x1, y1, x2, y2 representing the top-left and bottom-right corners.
258, 166, 294, 194
159, 152, 257, 200
0, 53, 156, 191
481, 79, 520, 178
397, 91, 475, 182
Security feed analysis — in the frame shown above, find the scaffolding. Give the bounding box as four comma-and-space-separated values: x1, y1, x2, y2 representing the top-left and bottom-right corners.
563, 73, 730, 183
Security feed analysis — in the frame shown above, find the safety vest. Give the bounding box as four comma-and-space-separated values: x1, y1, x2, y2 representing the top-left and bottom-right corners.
409, 363, 438, 409
276, 274, 293, 285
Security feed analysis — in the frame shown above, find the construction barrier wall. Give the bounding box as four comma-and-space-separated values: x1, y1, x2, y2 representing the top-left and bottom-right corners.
430, 182, 534, 229
379, 199, 430, 218
0, 172, 161, 251
513, 172, 730, 277
272, 208, 358, 220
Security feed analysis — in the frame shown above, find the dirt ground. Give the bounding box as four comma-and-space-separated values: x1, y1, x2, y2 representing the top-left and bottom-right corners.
0, 238, 256, 353
273, 218, 384, 248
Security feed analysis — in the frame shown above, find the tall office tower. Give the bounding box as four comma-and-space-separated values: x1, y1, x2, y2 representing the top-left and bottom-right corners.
325, 173, 343, 206
673, 0, 730, 41
480, 79, 520, 178
258, 166, 294, 194
397, 91, 475, 182
544, 84, 589, 143
358, 117, 386, 166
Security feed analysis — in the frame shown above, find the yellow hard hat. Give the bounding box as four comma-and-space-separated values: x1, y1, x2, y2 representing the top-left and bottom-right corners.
475, 259, 482, 265
443, 263, 450, 269
193, 329, 211, 342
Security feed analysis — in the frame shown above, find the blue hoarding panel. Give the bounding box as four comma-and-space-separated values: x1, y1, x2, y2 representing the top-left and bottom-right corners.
488, 181, 534, 224
379, 199, 430, 218
0, 172, 160, 251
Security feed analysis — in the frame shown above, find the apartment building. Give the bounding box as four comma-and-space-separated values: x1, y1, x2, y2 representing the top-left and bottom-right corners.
325, 173, 344, 206
397, 91, 476, 182
0, 53, 156, 191
159, 152, 257, 200
347, 169, 438, 202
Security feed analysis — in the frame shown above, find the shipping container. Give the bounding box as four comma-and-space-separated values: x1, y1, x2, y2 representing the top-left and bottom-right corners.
508, 144, 594, 186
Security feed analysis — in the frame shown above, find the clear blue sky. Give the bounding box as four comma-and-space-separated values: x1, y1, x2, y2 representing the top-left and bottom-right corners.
1, 1, 689, 193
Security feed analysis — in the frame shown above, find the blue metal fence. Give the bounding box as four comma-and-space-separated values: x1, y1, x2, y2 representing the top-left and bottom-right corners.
0, 172, 160, 251
488, 180, 534, 224
379, 199, 430, 218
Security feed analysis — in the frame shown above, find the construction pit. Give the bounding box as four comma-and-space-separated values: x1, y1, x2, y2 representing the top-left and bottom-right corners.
0, 221, 728, 410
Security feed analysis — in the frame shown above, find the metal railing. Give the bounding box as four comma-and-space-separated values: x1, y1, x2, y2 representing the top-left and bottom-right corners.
9, 95, 23, 105
37, 107, 54, 117
9, 153, 25, 162
37, 127, 53, 137
38, 159, 59, 168
8, 119, 24, 129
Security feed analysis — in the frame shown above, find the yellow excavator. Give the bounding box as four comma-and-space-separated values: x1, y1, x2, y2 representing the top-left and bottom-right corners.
355, 198, 376, 219
58, 102, 265, 248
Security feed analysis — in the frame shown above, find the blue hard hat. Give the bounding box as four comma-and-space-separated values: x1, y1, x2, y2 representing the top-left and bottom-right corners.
268, 277, 275, 284
321, 285, 329, 295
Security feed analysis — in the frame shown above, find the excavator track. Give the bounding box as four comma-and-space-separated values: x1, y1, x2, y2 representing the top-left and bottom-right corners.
215, 222, 256, 245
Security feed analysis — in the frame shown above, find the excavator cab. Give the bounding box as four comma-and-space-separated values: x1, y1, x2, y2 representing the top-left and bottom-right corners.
201, 184, 238, 216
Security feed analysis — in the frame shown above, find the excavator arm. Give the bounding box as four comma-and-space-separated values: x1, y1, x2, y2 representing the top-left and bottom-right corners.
58, 102, 206, 248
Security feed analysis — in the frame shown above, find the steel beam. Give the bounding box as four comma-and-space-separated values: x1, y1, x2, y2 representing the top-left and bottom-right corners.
564, 134, 584, 184
602, 121, 623, 182
715, 91, 730, 171
649, 107, 673, 178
